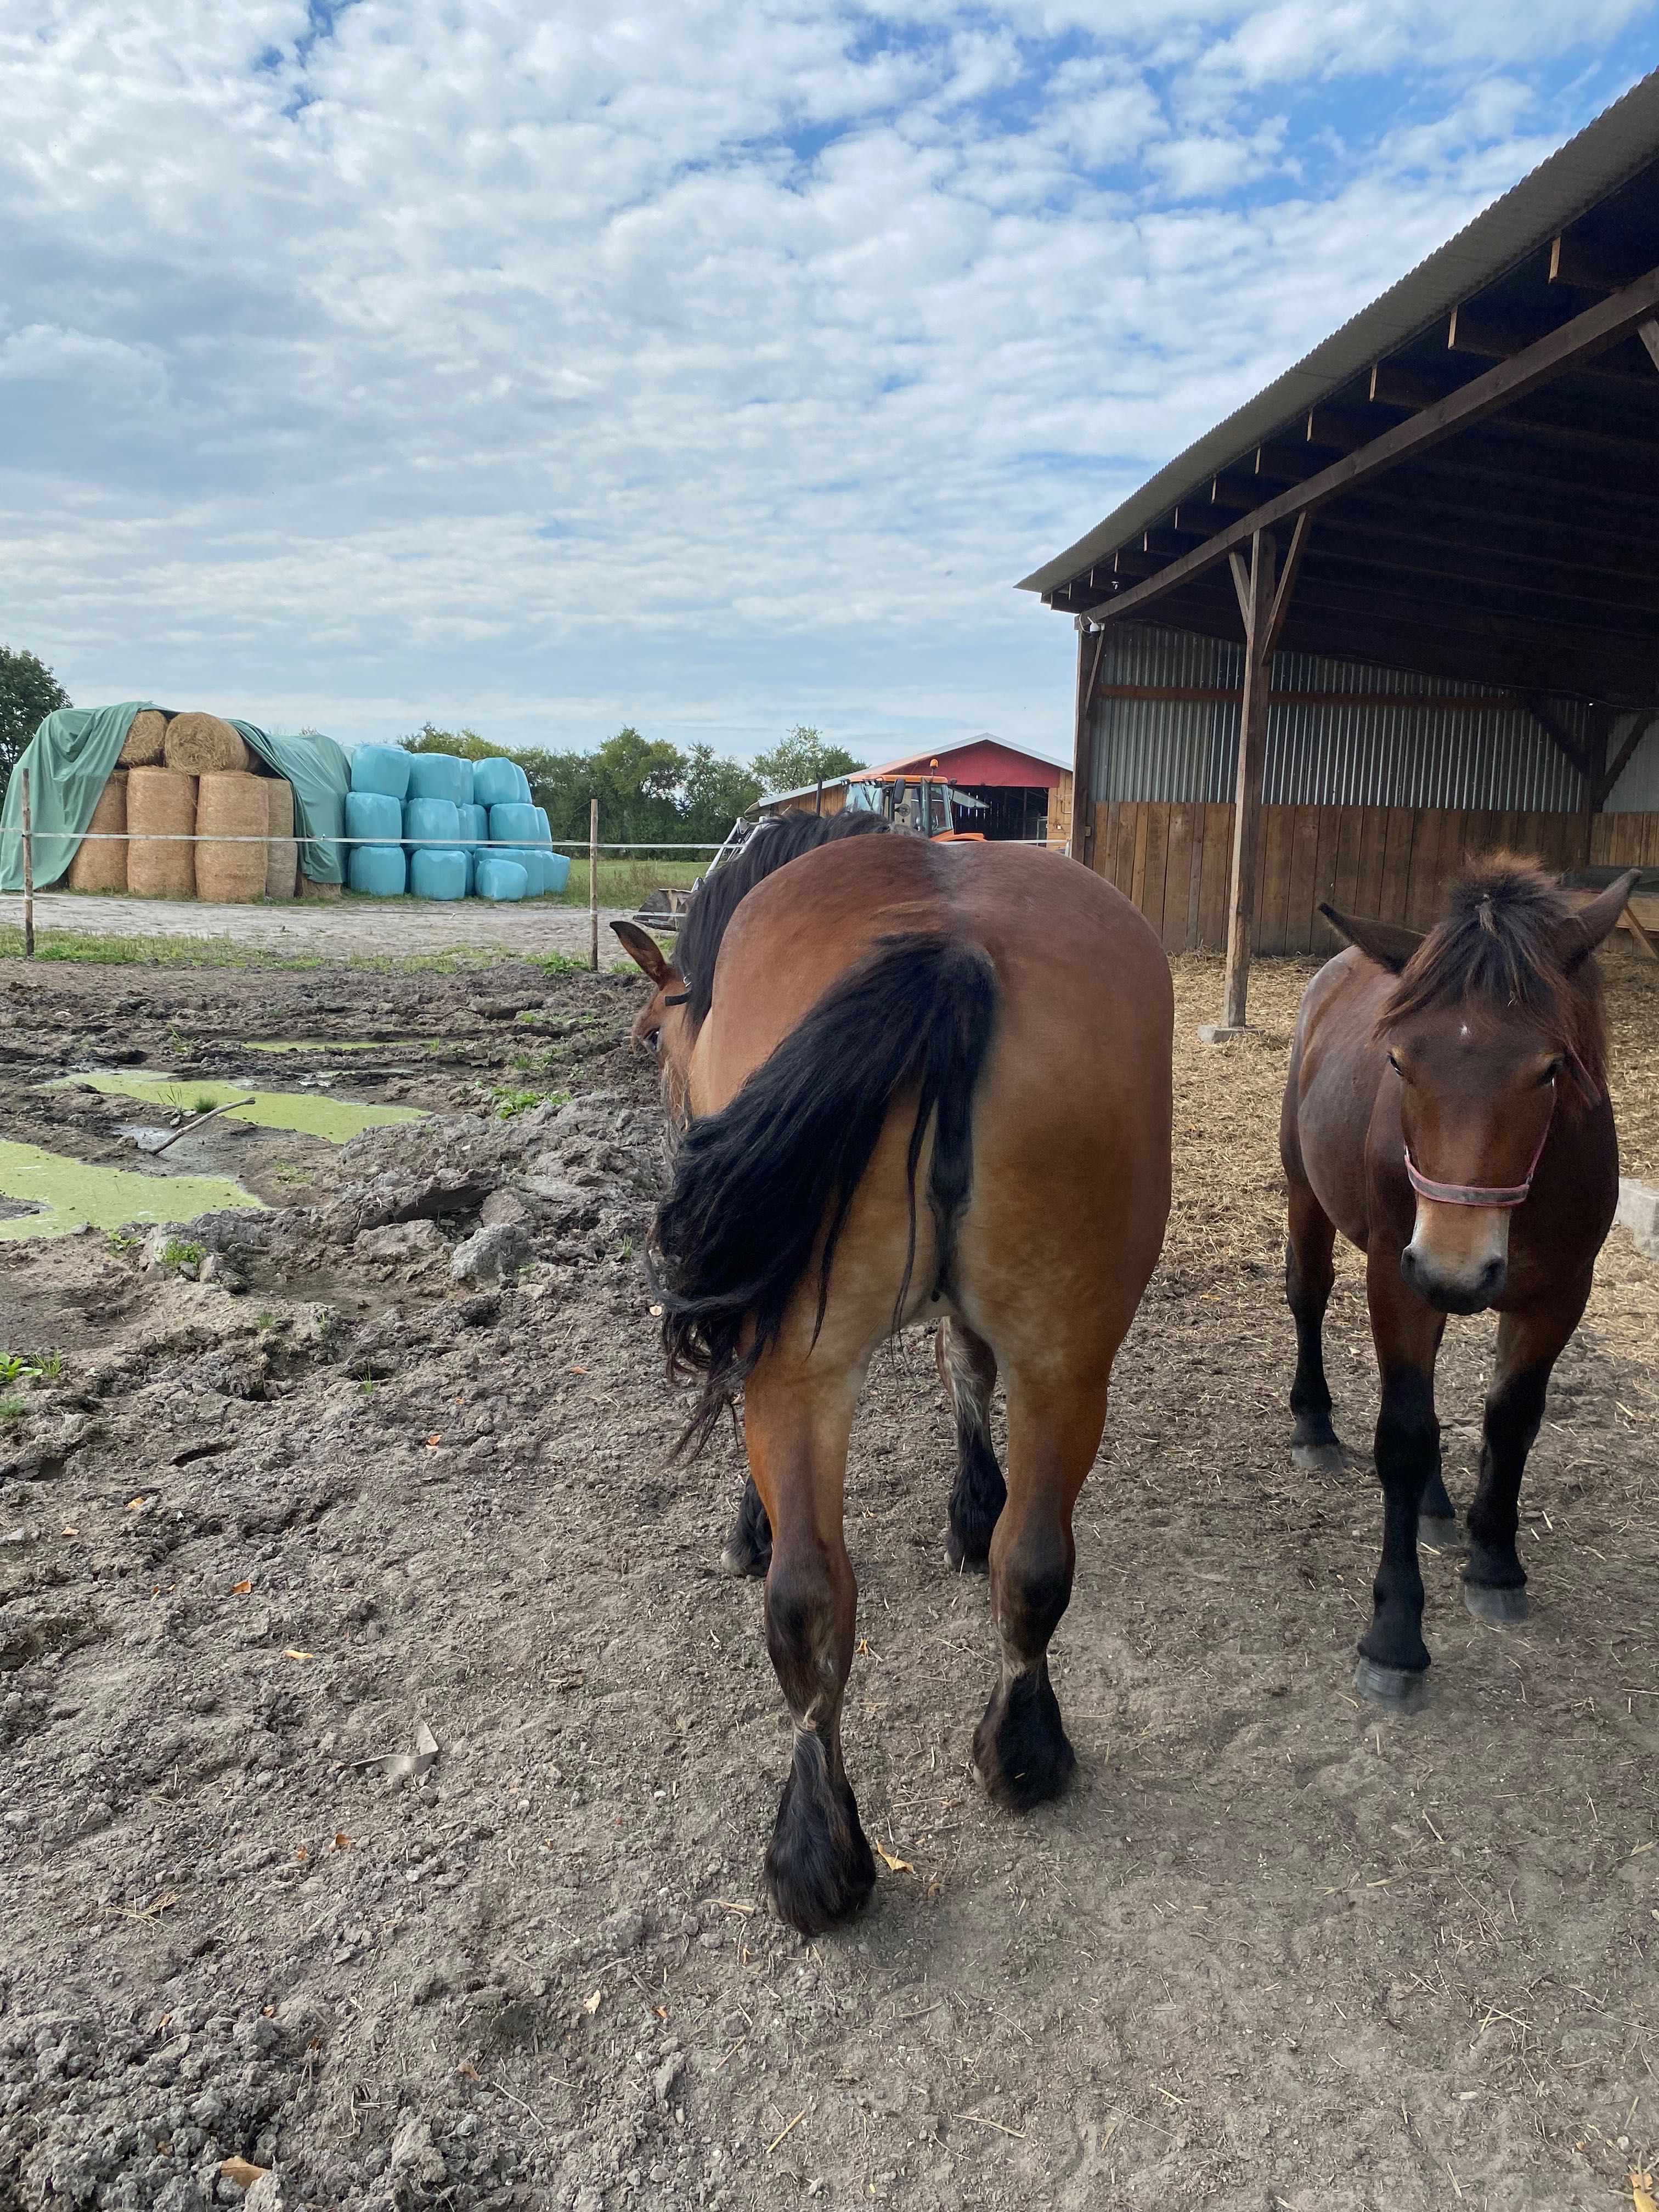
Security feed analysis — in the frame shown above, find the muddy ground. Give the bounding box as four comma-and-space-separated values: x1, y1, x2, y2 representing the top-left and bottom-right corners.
0, 945, 1655, 2212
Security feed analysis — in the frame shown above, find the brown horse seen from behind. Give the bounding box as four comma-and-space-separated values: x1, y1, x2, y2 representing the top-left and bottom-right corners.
614, 817, 1172, 1933
1282, 857, 1637, 1709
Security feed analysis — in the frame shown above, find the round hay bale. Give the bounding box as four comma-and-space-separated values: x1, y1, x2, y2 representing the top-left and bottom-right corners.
299, 874, 343, 902
163, 712, 249, 776
263, 780, 297, 899
118, 710, 167, 767
66, 771, 129, 893
195, 772, 269, 904
127, 768, 196, 899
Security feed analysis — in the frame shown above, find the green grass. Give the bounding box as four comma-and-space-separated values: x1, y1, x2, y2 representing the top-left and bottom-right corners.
482, 1084, 573, 1120
0, 927, 624, 976
160, 1236, 205, 1269
550, 856, 708, 909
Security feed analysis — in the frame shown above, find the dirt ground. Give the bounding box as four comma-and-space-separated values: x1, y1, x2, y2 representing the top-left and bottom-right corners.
0, 939, 1655, 2212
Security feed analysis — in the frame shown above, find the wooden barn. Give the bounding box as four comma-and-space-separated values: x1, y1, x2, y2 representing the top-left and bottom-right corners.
1021, 68, 1659, 1029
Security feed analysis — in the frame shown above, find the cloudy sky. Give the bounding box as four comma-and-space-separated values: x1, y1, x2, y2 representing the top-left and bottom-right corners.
2, 4, 1656, 763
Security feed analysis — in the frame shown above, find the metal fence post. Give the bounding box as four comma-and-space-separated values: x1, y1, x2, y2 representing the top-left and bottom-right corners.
21, 768, 35, 958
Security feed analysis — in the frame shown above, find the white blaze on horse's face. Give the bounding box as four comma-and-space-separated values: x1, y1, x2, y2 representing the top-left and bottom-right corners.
1390, 1014, 1560, 1316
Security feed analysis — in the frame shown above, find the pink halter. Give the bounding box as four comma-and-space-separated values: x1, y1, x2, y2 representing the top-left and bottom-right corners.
1403, 1088, 1555, 1209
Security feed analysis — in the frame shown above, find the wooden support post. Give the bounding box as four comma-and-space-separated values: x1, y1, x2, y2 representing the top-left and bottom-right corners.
1218, 531, 1276, 1031
588, 798, 599, 972
21, 768, 35, 959
1070, 619, 1105, 865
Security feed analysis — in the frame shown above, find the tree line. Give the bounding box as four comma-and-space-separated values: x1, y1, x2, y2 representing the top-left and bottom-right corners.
401, 723, 865, 845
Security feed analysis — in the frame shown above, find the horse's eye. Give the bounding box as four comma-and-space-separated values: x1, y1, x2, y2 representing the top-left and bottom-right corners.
1542, 1057, 1562, 1086
1387, 1051, 1402, 1075
648, 1031, 661, 1054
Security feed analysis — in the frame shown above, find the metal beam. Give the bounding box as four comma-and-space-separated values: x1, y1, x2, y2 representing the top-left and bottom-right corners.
1073, 260, 1659, 627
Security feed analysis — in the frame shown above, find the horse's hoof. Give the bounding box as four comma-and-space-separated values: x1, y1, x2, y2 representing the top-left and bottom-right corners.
973, 1664, 1075, 1812
1291, 1441, 1345, 1475
944, 1523, 991, 1574
1418, 1514, 1463, 1551
1353, 1656, 1427, 1712
1464, 1580, 1527, 1624
764, 1737, 876, 1936
719, 1537, 770, 1579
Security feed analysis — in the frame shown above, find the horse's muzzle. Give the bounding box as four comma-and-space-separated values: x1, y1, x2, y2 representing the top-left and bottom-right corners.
1400, 1244, 1507, 1314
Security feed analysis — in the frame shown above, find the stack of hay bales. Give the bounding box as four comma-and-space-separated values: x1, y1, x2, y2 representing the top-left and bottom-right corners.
66, 769, 129, 893
118, 709, 169, 766
195, 771, 269, 904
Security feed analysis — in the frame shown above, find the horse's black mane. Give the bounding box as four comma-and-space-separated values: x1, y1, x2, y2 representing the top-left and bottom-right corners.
1381, 855, 1609, 1090
677, 810, 893, 1028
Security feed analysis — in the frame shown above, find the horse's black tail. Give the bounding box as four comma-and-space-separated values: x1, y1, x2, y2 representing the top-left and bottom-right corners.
652, 932, 998, 1456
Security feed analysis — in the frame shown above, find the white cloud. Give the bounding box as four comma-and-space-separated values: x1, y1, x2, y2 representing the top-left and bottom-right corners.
0, 1, 1654, 760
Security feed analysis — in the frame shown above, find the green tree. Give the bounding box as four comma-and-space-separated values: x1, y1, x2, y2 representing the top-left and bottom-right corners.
681, 743, 763, 843
750, 724, 865, 796
0, 647, 71, 800
401, 723, 514, 760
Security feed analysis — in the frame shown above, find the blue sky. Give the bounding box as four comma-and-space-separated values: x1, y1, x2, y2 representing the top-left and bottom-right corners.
2, 3, 1656, 764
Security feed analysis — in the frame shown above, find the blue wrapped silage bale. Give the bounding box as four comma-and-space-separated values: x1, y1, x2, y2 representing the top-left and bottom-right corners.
457, 802, 487, 849
410, 847, 469, 901
407, 754, 471, 806
532, 806, 552, 844
351, 744, 411, 800
472, 757, 522, 808
511, 762, 532, 803
348, 844, 407, 896
489, 802, 539, 853
404, 796, 461, 850
544, 850, 571, 894
345, 789, 402, 844
475, 855, 528, 901
517, 850, 554, 895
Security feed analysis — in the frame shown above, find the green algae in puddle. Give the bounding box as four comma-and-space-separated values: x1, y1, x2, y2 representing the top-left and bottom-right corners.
243, 1040, 428, 1054
67, 1074, 427, 1146
0, 1140, 261, 1243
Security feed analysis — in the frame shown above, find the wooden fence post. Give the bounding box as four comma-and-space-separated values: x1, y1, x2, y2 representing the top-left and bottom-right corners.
21, 768, 35, 959
588, 798, 599, 972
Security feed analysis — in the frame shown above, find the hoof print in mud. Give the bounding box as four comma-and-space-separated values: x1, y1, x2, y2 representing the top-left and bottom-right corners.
973, 1664, 1076, 1812
764, 1739, 877, 1936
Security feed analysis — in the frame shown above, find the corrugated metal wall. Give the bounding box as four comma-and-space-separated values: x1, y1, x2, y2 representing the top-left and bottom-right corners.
1091, 624, 1592, 811
1607, 721, 1659, 812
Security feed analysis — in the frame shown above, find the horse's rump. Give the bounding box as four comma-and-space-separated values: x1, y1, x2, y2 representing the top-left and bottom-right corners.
651, 931, 997, 1454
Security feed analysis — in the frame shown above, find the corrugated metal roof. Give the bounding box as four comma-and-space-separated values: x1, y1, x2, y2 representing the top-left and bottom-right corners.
1019, 67, 1659, 597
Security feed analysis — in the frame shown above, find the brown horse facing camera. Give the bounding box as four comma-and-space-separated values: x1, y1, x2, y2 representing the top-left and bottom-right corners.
613, 814, 1172, 1933
1282, 857, 1638, 1711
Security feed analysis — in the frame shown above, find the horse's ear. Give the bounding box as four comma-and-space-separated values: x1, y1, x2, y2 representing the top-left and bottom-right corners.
1556, 870, 1639, 971
1318, 903, 1425, 974
610, 919, 681, 989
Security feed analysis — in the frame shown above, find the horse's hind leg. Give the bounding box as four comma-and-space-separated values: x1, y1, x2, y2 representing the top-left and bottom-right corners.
973, 1365, 1109, 1812
720, 1477, 771, 1579
936, 1318, 1006, 1571
742, 1358, 874, 1935
1285, 1179, 1344, 1475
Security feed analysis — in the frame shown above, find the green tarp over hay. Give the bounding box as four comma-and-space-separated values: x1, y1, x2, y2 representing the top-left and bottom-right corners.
0, 706, 351, 891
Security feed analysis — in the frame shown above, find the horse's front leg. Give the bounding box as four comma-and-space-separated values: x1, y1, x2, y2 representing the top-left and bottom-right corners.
742, 1358, 874, 1936
1285, 1177, 1342, 1472
1356, 1251, 1446, 1710
1463, 1287, 1588, 1624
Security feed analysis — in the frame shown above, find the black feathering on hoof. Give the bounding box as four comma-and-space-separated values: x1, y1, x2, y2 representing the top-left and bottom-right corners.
720, 1478, 772, 1578
946, 1430, 1005, 1572
973, 1661, 1075, 1813
764, 1732, 877, 1936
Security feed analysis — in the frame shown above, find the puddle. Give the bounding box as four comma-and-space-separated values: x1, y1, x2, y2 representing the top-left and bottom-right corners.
59, 1075, 427, 1146
0, 1139, 262, 1243
242, 1040, 430, 1054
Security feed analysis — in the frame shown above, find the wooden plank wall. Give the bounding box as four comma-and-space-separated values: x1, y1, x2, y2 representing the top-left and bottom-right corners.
1090, 803, 1659, 955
